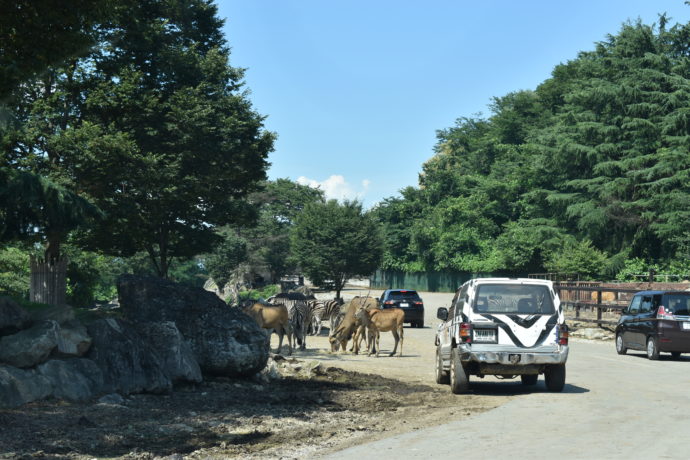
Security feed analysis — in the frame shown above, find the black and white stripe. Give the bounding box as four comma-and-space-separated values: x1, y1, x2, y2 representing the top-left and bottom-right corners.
307, 299, 343, 335
268, 295, 312, 350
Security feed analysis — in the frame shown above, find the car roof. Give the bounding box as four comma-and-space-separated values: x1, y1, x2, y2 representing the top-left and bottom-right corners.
471, 278, 554, 287
634, 290, 690, 296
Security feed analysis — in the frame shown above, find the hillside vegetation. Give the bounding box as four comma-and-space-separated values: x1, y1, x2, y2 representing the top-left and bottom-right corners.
373, 18, 690, 280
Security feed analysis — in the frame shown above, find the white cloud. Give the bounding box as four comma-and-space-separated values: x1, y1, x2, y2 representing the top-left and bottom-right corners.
297, 175, 370, 202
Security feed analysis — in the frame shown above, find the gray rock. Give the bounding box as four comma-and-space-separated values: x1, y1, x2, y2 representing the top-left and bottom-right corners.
0, 296, 30, 336
36, 358, 104, 401
135, 321, 202, 383
55, 320, 92, 357
29, 304, 75, 325
0, 365, 52, 408
0, 320, 60, 368
86, 318, 172, 395
98, 393, 125, 405
118, 275, 269, 377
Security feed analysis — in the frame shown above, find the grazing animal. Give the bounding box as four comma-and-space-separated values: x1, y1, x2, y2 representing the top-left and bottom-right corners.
328, 296, 378, 354
268, 294, 312, 351
243, 302, 293, 355
355, 306, 404, 357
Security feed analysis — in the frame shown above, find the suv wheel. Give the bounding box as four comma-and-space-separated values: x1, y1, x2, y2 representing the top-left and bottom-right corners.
418, 320, 424, 328
671, 351, 681, 359
520, 374, 538, 386
449, 348, 470, 394
544, 364, 566, 392
615, 333, 627, 355
646, 336, 660, 360
435, 346, 449, 384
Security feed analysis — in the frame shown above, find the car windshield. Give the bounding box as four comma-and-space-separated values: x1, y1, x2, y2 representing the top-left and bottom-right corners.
665, 295, 690, 316
388, 291, 420, 301
474, 284, 554, 314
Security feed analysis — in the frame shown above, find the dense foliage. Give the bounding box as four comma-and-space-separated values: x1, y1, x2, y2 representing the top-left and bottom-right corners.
2, 0, 274, 279
373, 18, 690, 280
291, 200, 383, 298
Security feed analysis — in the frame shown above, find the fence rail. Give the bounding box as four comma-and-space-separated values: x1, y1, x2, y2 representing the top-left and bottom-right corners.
554, 283, 640, 327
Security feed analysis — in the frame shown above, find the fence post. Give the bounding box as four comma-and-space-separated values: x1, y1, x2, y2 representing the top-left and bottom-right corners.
596, 290, 603, 328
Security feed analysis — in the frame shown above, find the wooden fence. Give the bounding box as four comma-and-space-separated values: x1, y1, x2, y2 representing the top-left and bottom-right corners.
554, 283, 639, 327
30, 256, 67, 306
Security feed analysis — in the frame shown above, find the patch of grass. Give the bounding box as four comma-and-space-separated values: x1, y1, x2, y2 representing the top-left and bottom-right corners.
237, 284, 280, 303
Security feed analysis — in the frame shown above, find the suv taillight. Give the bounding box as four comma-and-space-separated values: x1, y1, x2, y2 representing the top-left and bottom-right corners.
657, 305, 674, 320
557, 324, 569, 345
460, 322, 472, 343
384, 301, 395, 305
414, 301, 423, 305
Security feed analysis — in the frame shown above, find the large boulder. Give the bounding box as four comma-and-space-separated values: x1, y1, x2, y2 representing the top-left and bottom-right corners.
135, 321, 202, 383
29, 304, 75, 325
117, 275, 269, 376
0, 365, 52, 408
0, 320, 60, 368
55, 320, 92, 357
0, 296, 31, 336
86, 318, 172, 395
37, 358, 104, 401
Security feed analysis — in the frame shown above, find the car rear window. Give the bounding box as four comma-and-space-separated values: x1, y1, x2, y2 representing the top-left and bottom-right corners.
664, 295, 690, 316
474, 284, 554, 314
388, 291, 420, 301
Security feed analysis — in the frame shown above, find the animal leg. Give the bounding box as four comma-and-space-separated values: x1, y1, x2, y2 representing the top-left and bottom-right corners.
375, 331, 381, 358
390, 330, 399, 357
398, 325, 404, 357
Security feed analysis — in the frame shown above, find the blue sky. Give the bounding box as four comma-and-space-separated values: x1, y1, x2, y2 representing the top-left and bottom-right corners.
218, 1, 690, 207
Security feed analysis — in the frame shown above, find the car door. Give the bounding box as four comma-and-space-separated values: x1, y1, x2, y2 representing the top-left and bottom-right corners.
630, 295, 655, 348
439, 289, 460, 357
621, 296, 641, 348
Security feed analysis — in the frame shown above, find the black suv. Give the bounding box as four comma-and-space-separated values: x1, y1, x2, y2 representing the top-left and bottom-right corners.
379, 289, 425, 328
616, 290, 690, 360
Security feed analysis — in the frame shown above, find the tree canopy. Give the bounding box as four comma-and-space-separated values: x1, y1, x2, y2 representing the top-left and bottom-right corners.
291, 200, 383, 299
374, 18, 690, 280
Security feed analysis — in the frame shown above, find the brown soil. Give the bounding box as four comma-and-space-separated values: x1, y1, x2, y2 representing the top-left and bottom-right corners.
0, 359, 505, 460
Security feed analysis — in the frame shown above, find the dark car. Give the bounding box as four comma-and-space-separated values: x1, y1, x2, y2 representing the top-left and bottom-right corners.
616, 290, 690, 360
379, 289, 425, 328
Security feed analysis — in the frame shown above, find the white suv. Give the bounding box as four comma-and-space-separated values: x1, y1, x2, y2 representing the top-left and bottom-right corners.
435, 278, 569, 393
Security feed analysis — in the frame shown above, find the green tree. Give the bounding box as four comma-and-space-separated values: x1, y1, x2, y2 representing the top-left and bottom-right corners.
291, 200, 383, 299
205, 230, 248, 295
5, 0, 274, 278
245, 179, 324, 282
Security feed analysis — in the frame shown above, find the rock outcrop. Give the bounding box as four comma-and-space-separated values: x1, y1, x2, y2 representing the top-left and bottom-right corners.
0, 365, 52, 408
86, 318, 172, 395
135, 321, 202, 383
118, 275, 269, 376
37, 358, 104, 401
0, 296, 31, 335
0, 320, 60, 368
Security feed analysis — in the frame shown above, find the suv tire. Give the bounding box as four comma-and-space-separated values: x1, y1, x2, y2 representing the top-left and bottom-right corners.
544, 364, 566, 392
418, 320, 424, 328
449, 348, 470, 394
520, 374, 538, 386
615, 333, 627, 355
646, 336, 660, 360
435, 346, 450, 384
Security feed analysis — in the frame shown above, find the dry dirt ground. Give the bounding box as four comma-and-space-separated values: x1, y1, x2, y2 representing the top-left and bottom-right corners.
1, 288, 584, 459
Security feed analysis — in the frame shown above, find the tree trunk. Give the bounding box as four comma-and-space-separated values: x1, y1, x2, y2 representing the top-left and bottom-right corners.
30, 255, 67, 306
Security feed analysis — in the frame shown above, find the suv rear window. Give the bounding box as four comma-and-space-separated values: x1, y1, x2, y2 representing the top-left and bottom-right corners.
474, 284, 554, 314
387, 291, 420, 301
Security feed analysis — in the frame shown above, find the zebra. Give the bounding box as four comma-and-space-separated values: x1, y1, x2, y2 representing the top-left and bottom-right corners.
308, 298, 344, 336
268, 294, 312, 350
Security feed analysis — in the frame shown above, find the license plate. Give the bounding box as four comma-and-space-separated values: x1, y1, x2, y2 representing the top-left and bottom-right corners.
400, 303, 409, 307
682, 322, 690, 330
474, 329, 496, 343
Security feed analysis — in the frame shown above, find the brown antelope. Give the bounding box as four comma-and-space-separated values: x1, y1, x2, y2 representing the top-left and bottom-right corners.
355, 305, 404, 357
328, 296, 378, 354
243, 302, 293, 355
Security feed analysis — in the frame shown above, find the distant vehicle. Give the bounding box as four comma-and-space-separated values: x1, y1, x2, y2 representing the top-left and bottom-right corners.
616, 291, 690, 360
379, 289, 425, 328
435, 278, 569, 394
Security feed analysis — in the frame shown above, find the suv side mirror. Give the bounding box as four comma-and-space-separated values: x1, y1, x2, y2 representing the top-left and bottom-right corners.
437, 307, 448, 321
